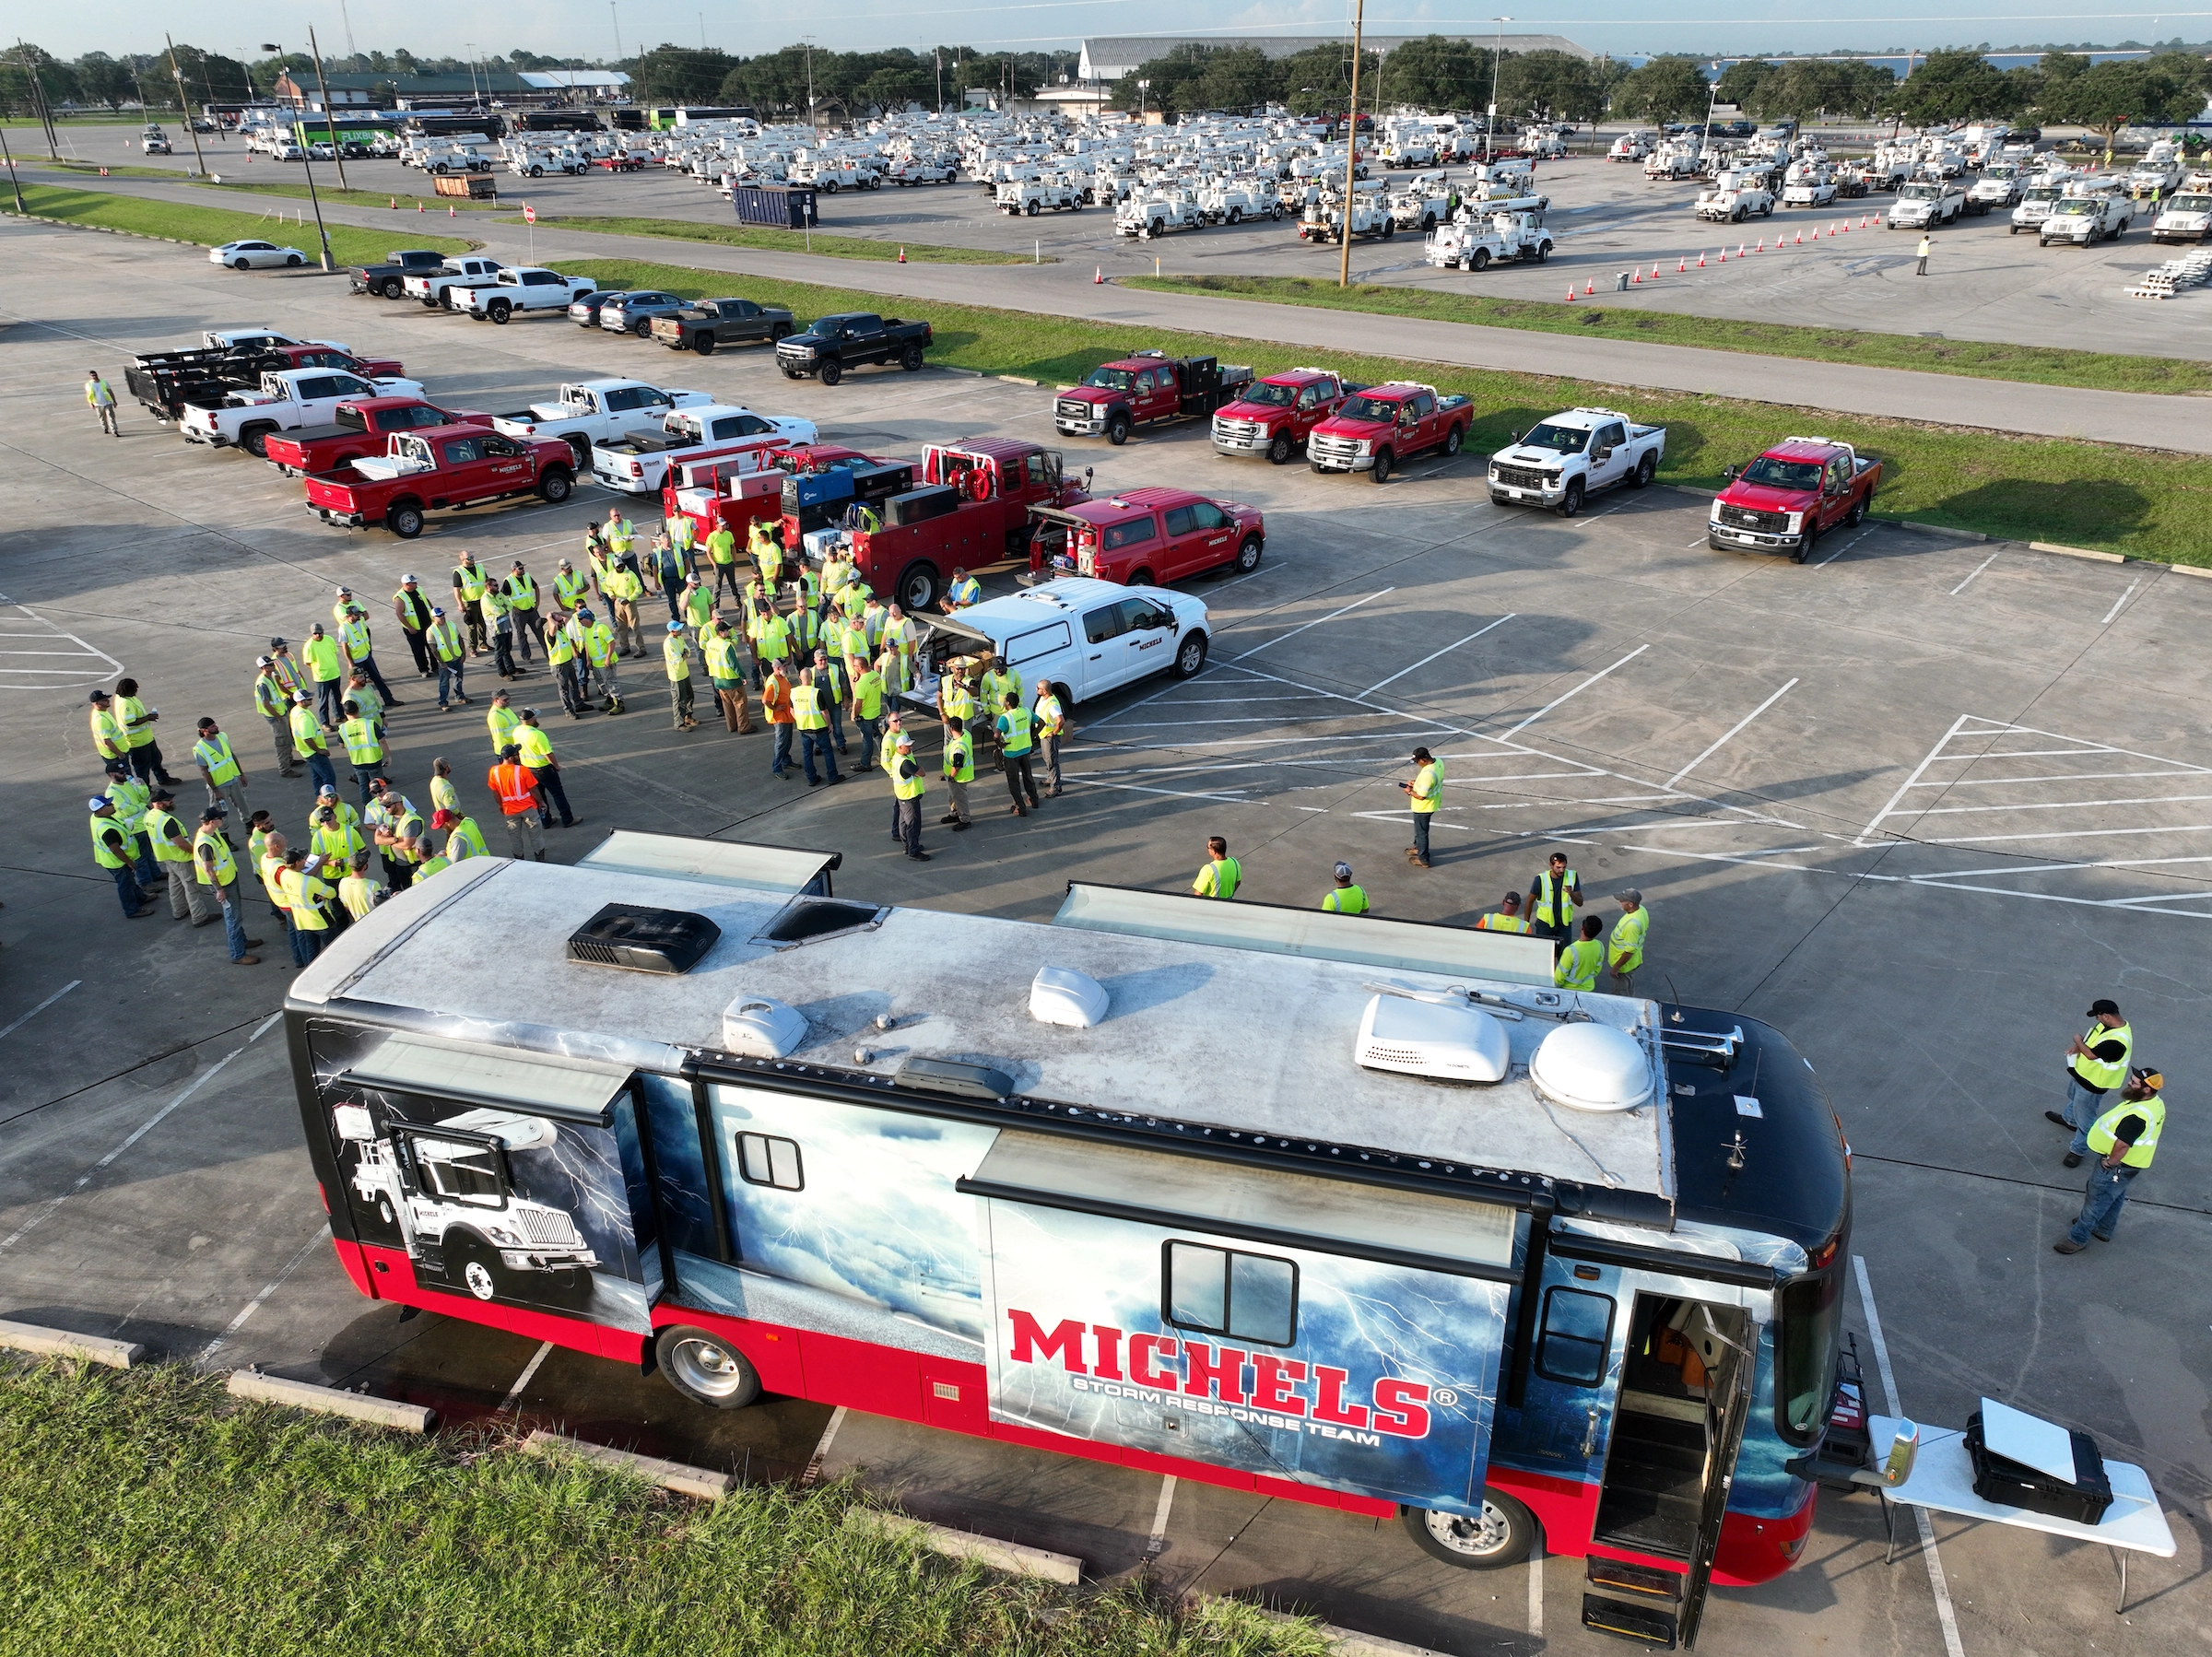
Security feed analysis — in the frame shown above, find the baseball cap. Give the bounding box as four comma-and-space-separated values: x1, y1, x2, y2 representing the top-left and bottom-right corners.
576, 607, 593, 621
1411, 746, 1431, 761
2088, 998, 2122, 1017
88, 795, 111, 811
255, 654, 274, 667
2131, 1066, 2164, 1090
500, 745, 520, 759
1334, 862, 1353, 881
336, 585, 352, 595
294, 691, 312, 703
200, 805, 226, 822
317, 784, 338, 797
667, 619, 684, 631
104, 760, 128, 776
270, 636, 287, 647
430, 605, 445, 617
520, 708, 536, 719
149, 788, 174, 804
402, 573, 419, 582
430, 808, 457, 828
895, 733, 913, 748
1616, 888, 1642, 904
88, 689, 111, 703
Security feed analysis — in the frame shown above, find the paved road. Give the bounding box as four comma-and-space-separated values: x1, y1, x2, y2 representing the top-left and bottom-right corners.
34, 168, 2212, 457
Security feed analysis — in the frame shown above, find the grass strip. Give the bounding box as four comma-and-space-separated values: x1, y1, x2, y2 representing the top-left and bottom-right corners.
196, 180, 503, 212
1119, 273, 2212, 398
554, 255, 2212, 565
1, 183, 473, 266
501, 213, 1041, 264
0, 1360, 1326, 1657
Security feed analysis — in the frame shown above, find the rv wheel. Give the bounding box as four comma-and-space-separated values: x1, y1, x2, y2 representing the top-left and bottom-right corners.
656, 1325, 763, 1409
1402, 1492, 1538, 1569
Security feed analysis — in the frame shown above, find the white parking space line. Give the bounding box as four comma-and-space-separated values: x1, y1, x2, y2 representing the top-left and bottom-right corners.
252, 1012, 283, 1041
1947, 551, 2001, 595
1854, 1255, 1968, 1657
1147, 1475, 1178, 1557
1230, 587, 1394, 662
2100, 578, 2142, 626
0, 602, 124, 691
1814, 526, 1877, 567
0, 981, 79, 1043
1665, 679, 1799, 788
0, 1048, 241, 1254
196, 1223, 330, 1368
1500, 644, 1649, 737
499, 1341, 558, 1411
801, 1405, 849, 1487
1361, 614, 1514, 697
1529, 1541, 1546, 1637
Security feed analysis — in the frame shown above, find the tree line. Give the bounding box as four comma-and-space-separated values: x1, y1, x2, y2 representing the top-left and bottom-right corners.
1106, 41, 1611, 123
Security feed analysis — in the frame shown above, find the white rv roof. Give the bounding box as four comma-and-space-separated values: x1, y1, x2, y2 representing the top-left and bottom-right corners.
292, 854, 1674, 1201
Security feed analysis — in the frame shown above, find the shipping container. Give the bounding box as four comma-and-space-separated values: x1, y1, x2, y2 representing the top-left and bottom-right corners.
733, 184, 819, 230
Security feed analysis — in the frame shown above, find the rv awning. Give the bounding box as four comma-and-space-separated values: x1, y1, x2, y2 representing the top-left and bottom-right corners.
960, 1129, 1519, 1277
1054, 882, 1556, 987
341, 1032, 630, 1124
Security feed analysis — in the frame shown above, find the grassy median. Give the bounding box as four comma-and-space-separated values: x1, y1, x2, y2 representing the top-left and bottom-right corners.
0, 183, 475, 265
1120, 273, 2212, 398
0, 1360, 1322, 1657
554, 254, 2212, 565
499, 212, 1041, 264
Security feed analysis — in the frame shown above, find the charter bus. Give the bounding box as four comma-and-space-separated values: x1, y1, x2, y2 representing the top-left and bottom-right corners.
284, 832, 1849, 1650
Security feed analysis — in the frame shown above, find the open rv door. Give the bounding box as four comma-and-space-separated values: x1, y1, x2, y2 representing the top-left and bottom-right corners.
1677, 1305, 1759, 1647
961, 1129, 1523, 1513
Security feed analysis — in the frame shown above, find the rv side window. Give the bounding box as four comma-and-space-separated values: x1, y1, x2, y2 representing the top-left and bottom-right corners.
735, 1131, 803, 1191
1162, 1240, 1298, 1347
1535, 1287, 1615, 1386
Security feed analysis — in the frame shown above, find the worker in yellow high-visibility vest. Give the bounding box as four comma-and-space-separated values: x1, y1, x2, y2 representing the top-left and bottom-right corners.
1555, 916, 1606, 993
1403, 745, 1442, 871
1606, 890, 1650, 993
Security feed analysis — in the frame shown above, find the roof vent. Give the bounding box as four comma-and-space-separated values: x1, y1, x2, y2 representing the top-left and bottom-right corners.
1030, 966, 1109, 1028
1529, 1023, 1654, 1114
896, 1055, 1015, 1100
567, 902, 720, 974
760, 899, 882, 946
724, 995, 808, 1059
1355, 994, 1511, 1083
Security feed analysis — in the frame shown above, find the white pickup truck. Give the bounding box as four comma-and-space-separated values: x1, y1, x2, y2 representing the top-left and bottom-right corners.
2040, 191, 2135, 246
589, 404, 818, 494
922, 577, 1213, 708
997, 177, 1082, 216
488, 379, 714, 465
403, 256, 507, 311
1888, 178, 1966, 229
1118, 189, 1206, 239
459, 268, 597, 324
180, 366, 427, 456
1696, 171, 1775, 222
1486, 406, 1666, 517
2151, 189, 2212, 244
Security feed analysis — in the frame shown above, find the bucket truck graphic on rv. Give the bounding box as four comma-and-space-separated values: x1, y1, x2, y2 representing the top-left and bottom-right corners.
333, 1102, 600, 1302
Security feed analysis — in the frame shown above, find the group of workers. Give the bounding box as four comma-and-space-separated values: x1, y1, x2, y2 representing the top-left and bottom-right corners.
2048, 999, 2169, 1255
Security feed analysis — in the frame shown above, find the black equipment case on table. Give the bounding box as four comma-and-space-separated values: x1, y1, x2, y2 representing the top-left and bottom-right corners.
1965, 1410, 2114, 1525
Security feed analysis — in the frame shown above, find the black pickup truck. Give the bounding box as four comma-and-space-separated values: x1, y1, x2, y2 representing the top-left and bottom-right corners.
349, 249, 453, 300
774, 311, 933, 386
651, 297, 797, 355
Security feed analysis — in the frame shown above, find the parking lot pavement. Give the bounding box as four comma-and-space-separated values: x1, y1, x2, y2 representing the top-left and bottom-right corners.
2, 228, 2208, 1655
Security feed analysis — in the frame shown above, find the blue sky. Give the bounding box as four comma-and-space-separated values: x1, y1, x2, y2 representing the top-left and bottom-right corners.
50, 2, 2203, 65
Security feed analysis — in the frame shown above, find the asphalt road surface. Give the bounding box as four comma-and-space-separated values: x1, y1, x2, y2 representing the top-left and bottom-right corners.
2, 222, 2207, 1656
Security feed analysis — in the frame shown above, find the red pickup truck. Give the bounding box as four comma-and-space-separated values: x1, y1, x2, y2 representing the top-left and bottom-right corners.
1053, 351, 1253, 447
1707, 436, 1881, 562
304, 427, 576, 539
1209, 366, 1365, 465
1026, 487, 1265, 586
828, 439, 1089, 611
1304, 382, 1475, 485
264, 396, 490, 476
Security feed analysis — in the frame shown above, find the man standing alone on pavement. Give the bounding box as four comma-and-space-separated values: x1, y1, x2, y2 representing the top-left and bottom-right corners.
1192, 837, 1241, 899
1915, 232, 1932, 276
1607, 890, 1649, 993
88, 370, 120, 436
1528, 851, 1582, 944
488, 746, 547, 860
2054, 1068, 2166, 1253
2047, 998, 2133, 1152
1402, 746, 1442, 869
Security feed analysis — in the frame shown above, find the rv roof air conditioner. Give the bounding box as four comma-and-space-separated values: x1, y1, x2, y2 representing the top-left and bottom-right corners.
1528, 1022, 1653, 1113
1355, 993, 1511, 1083
1029, 966, 1109, 1028
723, 995, 808, 1059
567, 902, 721, 974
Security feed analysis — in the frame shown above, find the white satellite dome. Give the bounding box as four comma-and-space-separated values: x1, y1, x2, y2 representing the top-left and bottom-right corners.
1528, 1022, 1653, 1114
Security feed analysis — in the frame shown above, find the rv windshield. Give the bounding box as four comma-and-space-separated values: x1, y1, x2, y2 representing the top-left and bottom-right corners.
2166, 194, 2211, 214
1777, 1265, 1843, 1442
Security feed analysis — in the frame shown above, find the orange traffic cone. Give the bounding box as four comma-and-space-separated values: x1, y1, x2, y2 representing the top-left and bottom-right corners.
389, 196, 397, 209
1651, 262, 1662, 278
1697, 251, 1707, 266
1736, 243, 1746, 257
1755, 237, 1763, 252
1632, 268, 1642, 283
897, 246, 906, 263
417, 202, 423, 212
1566, 286, 1577, 302
1718, 248, 1727, 262
448, 206, 455, 218
1094, 265, 1103, 284
1677, 256, 1687, 272
1584, 278, 1594, 295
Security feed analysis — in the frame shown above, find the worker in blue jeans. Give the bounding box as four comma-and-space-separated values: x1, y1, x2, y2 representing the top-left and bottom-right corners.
2055, 1068, 2165, 1253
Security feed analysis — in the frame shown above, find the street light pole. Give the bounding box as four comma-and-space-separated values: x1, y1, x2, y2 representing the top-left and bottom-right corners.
1487, 17, 1512, 161
167, 34, 211, 178
309, 27, 351, 192
1338, 0, 1364, 288
264, 42, 335, 271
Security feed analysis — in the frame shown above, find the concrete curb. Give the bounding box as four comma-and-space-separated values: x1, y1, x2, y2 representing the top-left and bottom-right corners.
1251, 1605, 1448, 1655
225, 1369, 436, 1431
521, 1429, 735, 1499
1885, 518, 1986, 543
843, 1508, 1083, 1583
995, 374, 1041, 387
0, 1317, 143, 1369
2167, 561, 2212, 579
2030, 538, 2127, 563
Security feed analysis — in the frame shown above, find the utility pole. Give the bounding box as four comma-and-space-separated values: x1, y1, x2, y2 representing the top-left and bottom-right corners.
1487, 18, 1512, 160
0, 119, 24, 215
610, 1, 624, 64
339, 0, 358, 63
309, 27, 350, 192
264, 41, 335, 271
1338, 0, 1363, 288
17, 40, 59, 159
167, 34, 211, 178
